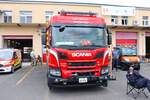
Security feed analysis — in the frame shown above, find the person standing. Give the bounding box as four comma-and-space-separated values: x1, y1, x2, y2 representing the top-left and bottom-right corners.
108, 45, 116, 80
30, 49, 36, 66
112, 47, 121, 71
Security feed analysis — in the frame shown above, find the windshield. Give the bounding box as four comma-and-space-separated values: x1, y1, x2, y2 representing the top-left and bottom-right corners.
121, 47, 137, 55
0, 51, 13, 59
51, 26, 107, 48
116, 43, 137, 56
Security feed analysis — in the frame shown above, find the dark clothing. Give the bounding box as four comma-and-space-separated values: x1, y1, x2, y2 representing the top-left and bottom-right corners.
37, 55, 42, 65
147, 81, 150, 92
112, 49, 120, 59
112, 49, 121, 70
112, 58, 118, 70
126, 71, 150, 92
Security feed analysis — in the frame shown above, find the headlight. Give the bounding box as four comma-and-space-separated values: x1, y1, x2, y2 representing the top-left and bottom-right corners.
101, 67, 109, 75
49, 68, 61, 77
124, 58, 130, 62
137, 57, 140, 62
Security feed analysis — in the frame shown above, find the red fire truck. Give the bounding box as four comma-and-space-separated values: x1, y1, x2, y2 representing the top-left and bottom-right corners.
46, 11, 112, 89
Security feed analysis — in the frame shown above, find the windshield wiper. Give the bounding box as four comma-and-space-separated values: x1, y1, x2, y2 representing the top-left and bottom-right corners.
83, 45, 105, 47
54, 45, 78, 48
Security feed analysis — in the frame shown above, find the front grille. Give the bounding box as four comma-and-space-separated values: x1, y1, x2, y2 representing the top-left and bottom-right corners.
72, 72, 95, 76
68, 62, 96, 66
0, 64, 3, 67
0, 69, 4, 71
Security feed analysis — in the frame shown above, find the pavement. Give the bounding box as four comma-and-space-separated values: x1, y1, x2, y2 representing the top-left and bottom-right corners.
0, 63, 150, 100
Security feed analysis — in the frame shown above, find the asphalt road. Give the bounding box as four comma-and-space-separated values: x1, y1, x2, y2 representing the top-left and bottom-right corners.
0, 63, 150, 100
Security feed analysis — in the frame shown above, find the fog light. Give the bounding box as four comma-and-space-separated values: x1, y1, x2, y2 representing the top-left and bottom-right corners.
55, 79, 59, 82
49, 68, 61, 76
101, 67, 109, 75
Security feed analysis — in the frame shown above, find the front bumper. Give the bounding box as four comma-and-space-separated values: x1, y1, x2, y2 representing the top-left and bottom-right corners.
0, 66, 12, 73
47, 74, 108, 87
120, 61, 140, 70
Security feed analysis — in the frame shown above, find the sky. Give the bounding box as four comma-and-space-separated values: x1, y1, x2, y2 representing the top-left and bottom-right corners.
28, 0, 150, 8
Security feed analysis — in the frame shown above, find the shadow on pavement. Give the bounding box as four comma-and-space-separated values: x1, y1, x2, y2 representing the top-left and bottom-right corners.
50, 86, 106, 93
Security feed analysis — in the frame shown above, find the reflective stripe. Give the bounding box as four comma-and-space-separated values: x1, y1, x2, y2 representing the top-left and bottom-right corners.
49, 49, 59, 66
103, 49, 110, 65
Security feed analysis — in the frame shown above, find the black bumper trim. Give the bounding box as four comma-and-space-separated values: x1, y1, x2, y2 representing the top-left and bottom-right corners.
47, 75, 108, 87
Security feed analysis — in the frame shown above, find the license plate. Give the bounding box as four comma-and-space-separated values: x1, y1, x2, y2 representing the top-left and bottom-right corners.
79, 78, 88, 83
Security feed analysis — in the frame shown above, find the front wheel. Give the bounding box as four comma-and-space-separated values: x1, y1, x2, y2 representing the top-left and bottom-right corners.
11, 66, 15, 73
102, 80, 108, 87
120, 65, 128, 71
135, 63, 140, 70
47, 79, 53, 91
19, 61, 22, 68
48, 82, 53, 91
48, 85, 53, 90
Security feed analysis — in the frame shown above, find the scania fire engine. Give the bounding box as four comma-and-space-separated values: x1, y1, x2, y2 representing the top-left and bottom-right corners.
46, 11, 112, 89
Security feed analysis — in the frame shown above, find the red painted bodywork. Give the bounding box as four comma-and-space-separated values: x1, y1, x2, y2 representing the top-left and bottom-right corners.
48, 48, 109, 78
0, 49, 16, 67
50, 15, 106, 25
42, 53, 46, 63
47, 13, 109, 79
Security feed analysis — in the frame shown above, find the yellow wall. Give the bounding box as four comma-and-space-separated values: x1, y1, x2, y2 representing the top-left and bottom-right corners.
0, 2, 101, 23
0, 1, 150, 57
0, 25, 42, 56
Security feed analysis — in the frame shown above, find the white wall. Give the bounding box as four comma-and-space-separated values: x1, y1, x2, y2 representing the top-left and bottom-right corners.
138, 32, 145, 56
0, 26, 42, 57
0, 35, 3, 48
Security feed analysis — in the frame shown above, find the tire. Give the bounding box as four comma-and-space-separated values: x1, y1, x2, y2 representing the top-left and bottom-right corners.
49, 86, 53, 90
20, 64, 22, 68
102, 80, 108, 87
20, 62, 22, 68
136, 63, 140, 70
139, 63, 140, 69
138, 65, 140, 70
120, 66, 126, 71
11, 66, 15, 73
47, 79, 53, 91
48, 82, 53, 90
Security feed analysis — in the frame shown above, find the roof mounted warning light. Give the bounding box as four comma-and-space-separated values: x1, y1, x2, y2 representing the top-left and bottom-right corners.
58, 10, 97, 16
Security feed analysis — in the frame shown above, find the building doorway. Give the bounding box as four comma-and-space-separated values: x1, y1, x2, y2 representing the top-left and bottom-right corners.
146, 36, 150, 58
116, 32, 137, 55
3, 35, 33, 62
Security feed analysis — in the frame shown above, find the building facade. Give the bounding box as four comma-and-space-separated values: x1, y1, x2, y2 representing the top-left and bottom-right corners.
0, 0, 150, 61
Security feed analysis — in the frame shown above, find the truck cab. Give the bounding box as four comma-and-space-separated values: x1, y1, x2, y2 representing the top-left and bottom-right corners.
46, 11, 112, 89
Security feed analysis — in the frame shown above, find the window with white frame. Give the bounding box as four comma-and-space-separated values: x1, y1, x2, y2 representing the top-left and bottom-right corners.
142, 16, 148, 26
111, 16, 118, 25
3, 11, 12, 23
121, 16, 128, 25
45, 11, 53, 22
20, 11, 32, 23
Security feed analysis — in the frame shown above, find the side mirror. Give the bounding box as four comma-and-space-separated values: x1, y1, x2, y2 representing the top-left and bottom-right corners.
107, 28, 112, 45
59, 25, 65, 32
